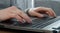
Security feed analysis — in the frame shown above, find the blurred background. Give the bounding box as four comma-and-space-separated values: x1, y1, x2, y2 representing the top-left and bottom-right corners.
0, 0, 60, 16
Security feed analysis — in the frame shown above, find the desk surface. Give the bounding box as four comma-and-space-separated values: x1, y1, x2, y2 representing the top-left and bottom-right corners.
0, 28, 23, 33
0, 31, 15, 33
0, 28, 40, 33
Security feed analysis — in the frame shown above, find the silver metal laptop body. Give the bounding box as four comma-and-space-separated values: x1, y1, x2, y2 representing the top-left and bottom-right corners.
0, 16, 60, 33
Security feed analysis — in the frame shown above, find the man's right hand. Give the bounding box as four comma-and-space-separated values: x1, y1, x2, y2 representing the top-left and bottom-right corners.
0, 6, 32, 23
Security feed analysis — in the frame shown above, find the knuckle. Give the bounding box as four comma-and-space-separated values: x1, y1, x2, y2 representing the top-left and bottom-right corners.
19, 11, 24, 15
11, 14, 16, 17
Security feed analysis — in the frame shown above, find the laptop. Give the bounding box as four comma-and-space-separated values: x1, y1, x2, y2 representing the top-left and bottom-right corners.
0, 0, 60, 33
0, 16, 60, 33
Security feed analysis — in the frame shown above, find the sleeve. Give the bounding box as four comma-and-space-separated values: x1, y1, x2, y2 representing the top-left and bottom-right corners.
25, 8, 31, 16
25, 8, 34, 17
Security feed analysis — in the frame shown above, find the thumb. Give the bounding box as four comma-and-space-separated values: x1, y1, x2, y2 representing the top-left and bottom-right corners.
32, 12, 44, 18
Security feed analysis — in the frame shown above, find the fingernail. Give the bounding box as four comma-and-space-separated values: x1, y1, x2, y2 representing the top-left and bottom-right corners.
20, 21, 26, 23
43, 14, 48, 18
27, 20, 32, 23
41, 15, 44, 17
17, 20, 24, 23
22, 20, 26, 23
54, 16, 56, 18
49, 16, 56, 19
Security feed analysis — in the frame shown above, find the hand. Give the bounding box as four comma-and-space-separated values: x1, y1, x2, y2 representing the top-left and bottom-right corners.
28, 7, 56, 18
0, 6, 32, 23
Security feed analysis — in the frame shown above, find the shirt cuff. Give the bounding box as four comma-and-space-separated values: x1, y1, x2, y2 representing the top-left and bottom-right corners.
25, 8, 31, 17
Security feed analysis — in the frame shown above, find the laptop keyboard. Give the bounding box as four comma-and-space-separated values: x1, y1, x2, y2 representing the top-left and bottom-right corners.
12, 17, 55, 28
0, 16, 56, 28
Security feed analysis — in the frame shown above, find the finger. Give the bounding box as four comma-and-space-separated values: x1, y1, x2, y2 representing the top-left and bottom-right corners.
17, 10, 32, 23
34, 7, 56, 17
13, 14, 24, 23
11, 8, 32, 23
45, 8, 56, 17
33, 7, 49, 12
32, 11, 44, 18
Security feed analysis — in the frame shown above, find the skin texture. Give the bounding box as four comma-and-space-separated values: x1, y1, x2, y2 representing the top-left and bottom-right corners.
0, 6, 32, 23
0, 6, 56, 23
28, 7, 56, 18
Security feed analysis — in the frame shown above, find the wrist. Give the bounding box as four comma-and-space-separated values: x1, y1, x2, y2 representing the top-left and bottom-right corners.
26, 9, 32, 17
26, 8, 35, 17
